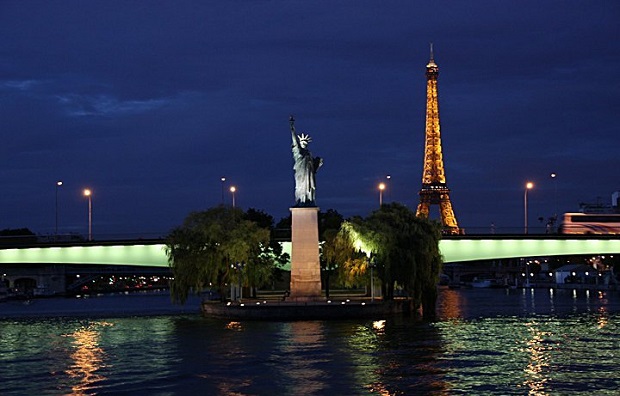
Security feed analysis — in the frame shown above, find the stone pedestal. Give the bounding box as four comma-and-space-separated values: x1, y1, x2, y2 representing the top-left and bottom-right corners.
289, 206, 322, 301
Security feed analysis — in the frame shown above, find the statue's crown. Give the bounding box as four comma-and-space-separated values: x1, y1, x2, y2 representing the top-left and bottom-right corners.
298, 133, 312, 144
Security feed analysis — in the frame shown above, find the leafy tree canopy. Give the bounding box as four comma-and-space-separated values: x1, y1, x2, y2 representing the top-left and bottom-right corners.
165, 206, 286, 304
319, 209, 344, 238
0, 228, 35, 236
0, 228, 37, 245
339, 203, 443, 318
244, 208, 275, 229
274, 208, 344, 239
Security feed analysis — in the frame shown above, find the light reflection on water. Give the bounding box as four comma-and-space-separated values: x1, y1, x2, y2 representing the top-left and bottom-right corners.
0, 288, 619, 395
63, 322, 113, 394
433, 288, 620, 395
277, 321, 328, 395
522, 320, 551, 395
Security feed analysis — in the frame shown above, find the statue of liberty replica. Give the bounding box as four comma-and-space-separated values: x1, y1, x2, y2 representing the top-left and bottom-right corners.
290, 115, 323, 206
288, 115, 322, 300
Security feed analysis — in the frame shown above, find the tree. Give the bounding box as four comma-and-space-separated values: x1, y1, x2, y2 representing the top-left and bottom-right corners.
318, 209, 345, 298
165, 206, 285, 304
243, 207, 289, 297
339, 203, 443, 319
321, 227, 364, 298
319, 209, 344, 237
275, 214, 291, 230
0, 228, 37, 245
244, 208, 274, 229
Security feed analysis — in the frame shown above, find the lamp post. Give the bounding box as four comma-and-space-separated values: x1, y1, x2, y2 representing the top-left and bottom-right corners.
83, 189, 92, 241
550, 173, 558, 233
524, 182, 533, 234
378, 183, 386, 207
369, 256, 377, 302
220, 177, 226, 205
524, 259, 531, 287
55, 181, 63, 238
231, 262, 245, 301
230, 186, 236, 208
550, 172, 557, 217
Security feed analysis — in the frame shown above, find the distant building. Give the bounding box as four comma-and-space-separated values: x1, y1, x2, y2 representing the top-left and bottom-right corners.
579, 191, 620, 214
555, 264, 595, 284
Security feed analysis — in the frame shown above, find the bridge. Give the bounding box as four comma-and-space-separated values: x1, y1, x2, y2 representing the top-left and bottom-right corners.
1, 235, 619, 267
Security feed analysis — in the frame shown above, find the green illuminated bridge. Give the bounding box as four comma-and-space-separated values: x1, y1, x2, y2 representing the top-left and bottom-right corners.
1, 235, 620, 267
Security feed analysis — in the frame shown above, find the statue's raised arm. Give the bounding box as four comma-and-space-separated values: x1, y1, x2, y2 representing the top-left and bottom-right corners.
289, 115, 322, 207
290, 115, 301, 155
290, 115, 296, 136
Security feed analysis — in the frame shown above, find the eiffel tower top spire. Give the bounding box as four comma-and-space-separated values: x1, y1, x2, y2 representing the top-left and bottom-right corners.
426, 42, 438, 75
427, 42, 436, 67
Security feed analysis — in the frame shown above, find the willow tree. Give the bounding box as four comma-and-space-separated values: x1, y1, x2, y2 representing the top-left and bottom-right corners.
321, 226, 368, 297
340, 203, 443, 319
165, 206, 283, 304
318, 209, 345, 298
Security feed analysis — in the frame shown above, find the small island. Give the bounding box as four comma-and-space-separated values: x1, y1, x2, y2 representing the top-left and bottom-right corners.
164, 118, 444, 320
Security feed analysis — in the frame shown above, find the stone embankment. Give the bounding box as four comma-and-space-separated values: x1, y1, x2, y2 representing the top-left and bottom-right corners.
202, 298, 412, 320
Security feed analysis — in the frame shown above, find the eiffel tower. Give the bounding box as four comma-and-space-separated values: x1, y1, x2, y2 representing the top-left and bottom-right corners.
415, 44, 461, 234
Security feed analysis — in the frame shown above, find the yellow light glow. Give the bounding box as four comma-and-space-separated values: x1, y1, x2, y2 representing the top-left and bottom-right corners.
229, 186, 236, 193
526, 182, 534, 190
373, 320, 386, 331
378, 183, 385, 191
64, 322, 113, 393
83, 189, 92, 197
346, 226, 371, 256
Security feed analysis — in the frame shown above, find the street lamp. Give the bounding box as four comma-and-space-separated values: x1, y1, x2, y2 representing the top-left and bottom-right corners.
524, 182, 533, 234
550, 172, 557, 217
230, 186, 236, 208
55, 181, 63, 238
220, 177, 226, 205
378, 183, 386, 207
83, 189, 92, 241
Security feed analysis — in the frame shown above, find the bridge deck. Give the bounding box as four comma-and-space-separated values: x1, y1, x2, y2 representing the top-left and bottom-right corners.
0, 235, 619, 266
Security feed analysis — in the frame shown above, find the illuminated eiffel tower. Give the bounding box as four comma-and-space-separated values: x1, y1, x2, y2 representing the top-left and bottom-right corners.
415, 44, 461, 234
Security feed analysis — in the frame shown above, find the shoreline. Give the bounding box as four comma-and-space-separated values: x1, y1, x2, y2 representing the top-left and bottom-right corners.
0, 291, 202, 319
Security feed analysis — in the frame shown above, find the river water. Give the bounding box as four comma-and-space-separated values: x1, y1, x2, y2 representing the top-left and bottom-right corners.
1, 288, 619, 395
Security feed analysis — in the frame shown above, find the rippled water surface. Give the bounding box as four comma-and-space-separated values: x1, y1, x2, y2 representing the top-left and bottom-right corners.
1, 288, 619, 395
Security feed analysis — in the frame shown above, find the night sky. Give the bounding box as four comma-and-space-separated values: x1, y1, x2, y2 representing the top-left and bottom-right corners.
1, 1, 618, 238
